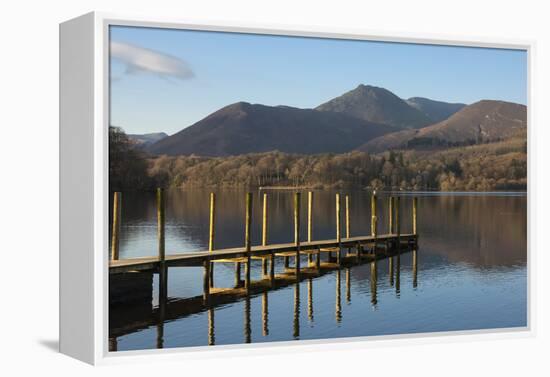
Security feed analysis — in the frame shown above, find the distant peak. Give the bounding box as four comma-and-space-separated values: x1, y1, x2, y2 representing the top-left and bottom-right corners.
356, 84, 383, 91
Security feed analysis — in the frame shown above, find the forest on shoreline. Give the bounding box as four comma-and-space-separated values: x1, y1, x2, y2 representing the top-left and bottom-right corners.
109, 126, 527, 192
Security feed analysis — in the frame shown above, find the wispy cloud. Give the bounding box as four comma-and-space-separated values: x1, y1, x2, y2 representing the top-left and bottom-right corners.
110, 41, 194, 81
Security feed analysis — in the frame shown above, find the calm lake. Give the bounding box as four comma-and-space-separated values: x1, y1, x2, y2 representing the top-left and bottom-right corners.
109, 190, 527, 351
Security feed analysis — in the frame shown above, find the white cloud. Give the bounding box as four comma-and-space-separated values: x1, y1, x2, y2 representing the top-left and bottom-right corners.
110, 41, 194, 81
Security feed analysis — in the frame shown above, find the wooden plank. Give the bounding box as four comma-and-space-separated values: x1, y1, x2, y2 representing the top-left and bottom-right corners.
110, 233, 417, 273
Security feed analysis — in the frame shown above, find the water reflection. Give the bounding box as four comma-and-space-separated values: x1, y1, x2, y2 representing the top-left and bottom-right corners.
109, 191, 526, 351
262, 292, 269, 336
307, 279, 313, 322
336, 269, 342, 323
293, 282, 300, 339
370, 261, 378, 307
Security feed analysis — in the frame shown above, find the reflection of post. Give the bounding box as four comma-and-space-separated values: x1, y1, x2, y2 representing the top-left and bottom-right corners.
293, 282, 300, 339
389, 256, 394, 286
307, 278, 313, 322
208, 308, 215, 346
156, 321, 164, 349
209, 192, 215, 287
262, 291, 269, 336
244, 296, 251, 343
111, 191, 121, 261
262, 193, 269, 276
308, 191, 313, 265
336, 193, 342, 265
294, 192, 301, 278
412, 249, 418, 288
395, 253, 401, 296
345, 268, 351, 303
245, 193, 253, 293
370, 261, 377, 306
336, 269, 342, 322
157, 265, 167, 349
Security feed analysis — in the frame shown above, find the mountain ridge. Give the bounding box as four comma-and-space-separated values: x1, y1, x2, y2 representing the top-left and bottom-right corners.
147, 101, 398, 157
357, 100, 526, 153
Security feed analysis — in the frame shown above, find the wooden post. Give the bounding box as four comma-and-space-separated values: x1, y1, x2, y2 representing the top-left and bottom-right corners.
345, 195, 350, 239
208, 193, 216, 251
157, 188, 167, 314
262, 193, 268, 275
110, 191, 121, 261
157, 188, 165, 263
316, 246, 321, 271
269, 251, 275, 286
245, 192, 253, 293
307, 191, 313, 265
294, 192, 301, 278
336, 193, 342, 265
396, 196, 401, 237
371, 193, 377, 238
412, 197, 418, 235
395, 196, 401, 254
388, 196, 394, 234
203, 259, 210, 302
262, 193, 268, 246
208, 192, 215, 287
234, 262, 241, 287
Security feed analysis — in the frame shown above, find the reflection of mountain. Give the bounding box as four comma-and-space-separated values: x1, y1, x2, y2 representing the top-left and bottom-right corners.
414, 195, 527, 267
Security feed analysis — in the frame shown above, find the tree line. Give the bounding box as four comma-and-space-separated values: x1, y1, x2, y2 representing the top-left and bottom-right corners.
110, 126, 527, 192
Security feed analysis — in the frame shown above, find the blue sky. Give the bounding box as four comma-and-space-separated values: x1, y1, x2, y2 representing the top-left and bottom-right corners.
110, 26, 527, 136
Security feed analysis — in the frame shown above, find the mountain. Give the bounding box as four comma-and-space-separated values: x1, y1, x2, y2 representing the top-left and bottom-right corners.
128, 132, 168, 147
357, 100, 526, 153
316, 84, 434, 129
147, 102, 397, 157
406, 97, 466, 123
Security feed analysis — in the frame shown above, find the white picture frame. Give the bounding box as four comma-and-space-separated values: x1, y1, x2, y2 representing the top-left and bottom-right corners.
59, 11, 534, 365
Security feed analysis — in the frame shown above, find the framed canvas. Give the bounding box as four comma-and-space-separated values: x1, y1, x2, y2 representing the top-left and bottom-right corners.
59, 12, 533, 365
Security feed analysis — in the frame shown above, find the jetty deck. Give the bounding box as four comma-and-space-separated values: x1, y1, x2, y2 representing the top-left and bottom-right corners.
109, 233, 416, 274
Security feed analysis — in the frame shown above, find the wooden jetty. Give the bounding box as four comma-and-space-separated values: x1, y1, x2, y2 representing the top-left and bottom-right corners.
109, 189, 419, 307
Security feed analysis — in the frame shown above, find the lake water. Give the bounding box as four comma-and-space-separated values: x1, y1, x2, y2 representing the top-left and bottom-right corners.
109, 190, 527, 351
